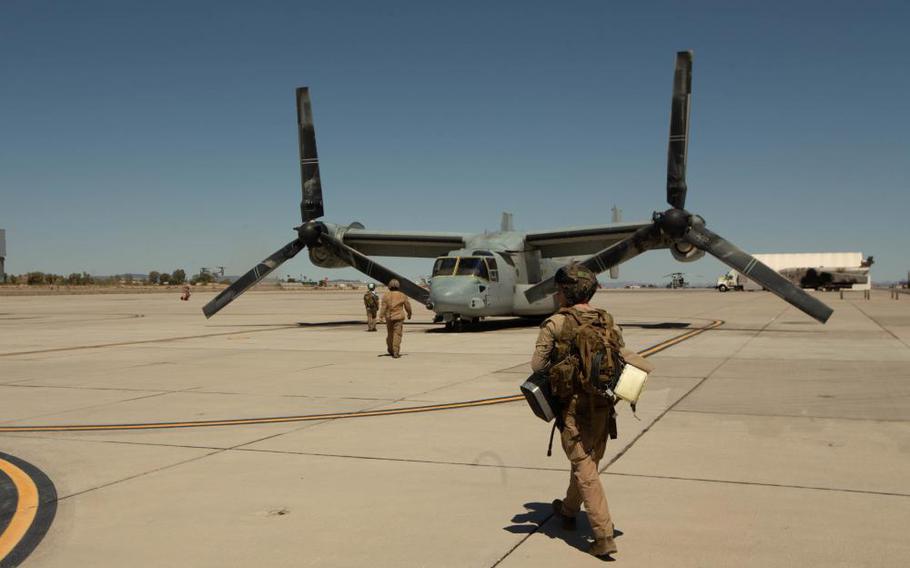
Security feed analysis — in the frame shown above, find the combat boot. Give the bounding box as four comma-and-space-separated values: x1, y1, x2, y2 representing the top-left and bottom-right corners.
588, 536, 618, 559
551, 499, 576, 531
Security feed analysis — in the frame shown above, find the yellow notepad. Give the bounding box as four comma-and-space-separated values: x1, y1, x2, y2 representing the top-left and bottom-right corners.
614, 364, 649, 404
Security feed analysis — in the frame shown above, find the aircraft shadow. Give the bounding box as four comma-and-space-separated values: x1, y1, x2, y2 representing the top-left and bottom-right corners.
296, 320, 364, 327
205, 321, 364, 328
503, 501, 621, 559
620, 322, 690, 329
204, 323, 301, 328
297, 321, 445, 329
424, 319, 692, 333
424, 318, 544, 333
202, 320, 692, 331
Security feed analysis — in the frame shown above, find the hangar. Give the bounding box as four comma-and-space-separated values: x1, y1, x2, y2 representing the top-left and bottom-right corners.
716, 252, 872, 292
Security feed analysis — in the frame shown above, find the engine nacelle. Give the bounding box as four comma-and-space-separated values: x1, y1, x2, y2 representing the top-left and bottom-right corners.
308, 245, 347, 268
670, 242, 705, 263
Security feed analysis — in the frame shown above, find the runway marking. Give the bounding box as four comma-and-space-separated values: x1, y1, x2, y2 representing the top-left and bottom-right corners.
0, 325, 298, 358
0, 320, 723, 433
0, 453, 57, 568
0, 458, 36, 563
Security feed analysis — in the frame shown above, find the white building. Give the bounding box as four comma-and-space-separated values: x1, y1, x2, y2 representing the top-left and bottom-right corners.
721, 252, 872, 291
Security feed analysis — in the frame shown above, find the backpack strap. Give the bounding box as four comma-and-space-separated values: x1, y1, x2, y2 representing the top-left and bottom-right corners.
557, 307, 583, 333
550, 310, 580, 364
559, 305, 585, 319
546, 421, 558, 456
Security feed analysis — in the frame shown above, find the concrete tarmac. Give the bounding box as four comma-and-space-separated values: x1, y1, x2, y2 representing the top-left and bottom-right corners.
0, 289, 908, 567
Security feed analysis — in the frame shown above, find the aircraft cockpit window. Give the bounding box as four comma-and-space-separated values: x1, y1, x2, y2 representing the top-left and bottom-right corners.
455, 257, 489, 279
486, 258, 499, 282
432, 257, 457, 276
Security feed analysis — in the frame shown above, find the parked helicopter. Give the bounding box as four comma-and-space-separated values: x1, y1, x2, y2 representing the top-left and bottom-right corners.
664, 272, 688, 289
203, 51, 833, 326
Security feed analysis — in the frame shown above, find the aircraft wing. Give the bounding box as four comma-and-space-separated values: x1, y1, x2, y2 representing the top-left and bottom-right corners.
525, 221, 663, 258
342, 229, 468, 258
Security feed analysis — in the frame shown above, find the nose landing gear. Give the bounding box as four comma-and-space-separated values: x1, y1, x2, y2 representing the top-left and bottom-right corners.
438, 313, 483, 332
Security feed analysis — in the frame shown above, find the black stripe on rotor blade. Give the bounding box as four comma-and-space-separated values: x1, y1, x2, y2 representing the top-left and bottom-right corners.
296, 87, 324, 223
684, 226, 833, 323
667, 50, 693, 210
524, 223, 662, 303
202, 239, 306, 318
320, 233, 430, 305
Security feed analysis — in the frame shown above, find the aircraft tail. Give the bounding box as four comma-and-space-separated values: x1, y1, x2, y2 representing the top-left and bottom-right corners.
501, 212, 514, 232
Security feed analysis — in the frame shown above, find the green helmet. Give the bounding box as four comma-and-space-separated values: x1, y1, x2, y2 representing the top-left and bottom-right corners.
555, 262, 597, 304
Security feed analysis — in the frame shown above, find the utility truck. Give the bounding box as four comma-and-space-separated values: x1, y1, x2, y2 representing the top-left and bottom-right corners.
716, 270, 760, 292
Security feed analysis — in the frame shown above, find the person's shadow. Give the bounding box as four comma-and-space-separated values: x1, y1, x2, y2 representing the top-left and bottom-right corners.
504, 502, 621, 560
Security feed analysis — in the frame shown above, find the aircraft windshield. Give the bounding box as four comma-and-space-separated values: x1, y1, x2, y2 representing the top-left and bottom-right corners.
486, 257, 498, 282
432, 257, 458, 276
455, 257, 489, 279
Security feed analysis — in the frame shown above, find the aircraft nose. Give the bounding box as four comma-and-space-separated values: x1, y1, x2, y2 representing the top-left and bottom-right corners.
428, 278, 479, 312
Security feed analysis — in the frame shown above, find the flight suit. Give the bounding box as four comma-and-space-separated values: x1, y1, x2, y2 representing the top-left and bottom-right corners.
531, 305, 625, 552
380, 290, 412, 357
363, 291, 379, 331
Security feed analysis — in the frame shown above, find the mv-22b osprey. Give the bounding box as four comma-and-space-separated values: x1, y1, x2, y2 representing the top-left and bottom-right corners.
203, 51, 833, 326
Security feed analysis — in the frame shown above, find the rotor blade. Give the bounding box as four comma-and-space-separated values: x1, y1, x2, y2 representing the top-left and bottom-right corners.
524, 223, 662, 303
320, 233, 430, 305
667, 51, 693, 209
609, 205, 621, 279
297, 87, 324, 222
683, 226, 833, 323
202, 239, 306, 318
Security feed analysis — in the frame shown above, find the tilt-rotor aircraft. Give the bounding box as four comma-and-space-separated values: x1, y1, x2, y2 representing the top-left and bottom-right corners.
203, 51, 833, 326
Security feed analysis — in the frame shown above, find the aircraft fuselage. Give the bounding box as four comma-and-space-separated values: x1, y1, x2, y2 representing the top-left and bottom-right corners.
424, 232, 569, 321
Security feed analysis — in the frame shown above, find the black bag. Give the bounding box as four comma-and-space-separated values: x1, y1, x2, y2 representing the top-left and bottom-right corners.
589, 349, 626, 398
520, 372, 560, 422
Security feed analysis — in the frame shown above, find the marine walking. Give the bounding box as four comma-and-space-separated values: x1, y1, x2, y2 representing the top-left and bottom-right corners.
530, 263, 623, 560
381, 279, 412, 358
363, 283, 379, 331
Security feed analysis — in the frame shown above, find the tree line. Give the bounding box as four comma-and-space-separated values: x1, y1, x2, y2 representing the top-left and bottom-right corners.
5, 269, 190, 286
147, 269, 187, 285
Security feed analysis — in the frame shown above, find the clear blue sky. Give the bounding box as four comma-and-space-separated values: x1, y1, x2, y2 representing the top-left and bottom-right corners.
1, 0, 907, 283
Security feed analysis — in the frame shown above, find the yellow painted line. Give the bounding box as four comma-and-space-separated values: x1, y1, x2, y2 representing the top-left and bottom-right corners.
0, 457, 39, 562
0, 319, 723, 433
0, 397, 524, 432
637, 319, 723, 357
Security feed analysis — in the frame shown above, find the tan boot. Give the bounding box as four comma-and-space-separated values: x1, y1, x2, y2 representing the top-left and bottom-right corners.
588, 536, 618, 558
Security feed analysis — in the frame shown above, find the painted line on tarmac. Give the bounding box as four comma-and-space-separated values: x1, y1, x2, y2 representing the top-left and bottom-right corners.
0, 320, 723, 433
0, 325, 299, 358
0, 453, 57, 568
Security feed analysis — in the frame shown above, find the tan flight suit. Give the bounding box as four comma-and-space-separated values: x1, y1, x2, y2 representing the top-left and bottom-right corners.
381, 290, 412, 356
531, 304, 625, 548
363, 291, 379, 331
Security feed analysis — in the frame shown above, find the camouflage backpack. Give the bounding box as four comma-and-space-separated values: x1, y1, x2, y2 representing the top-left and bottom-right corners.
364, 292, 379, 311
547, 307, 624, 402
